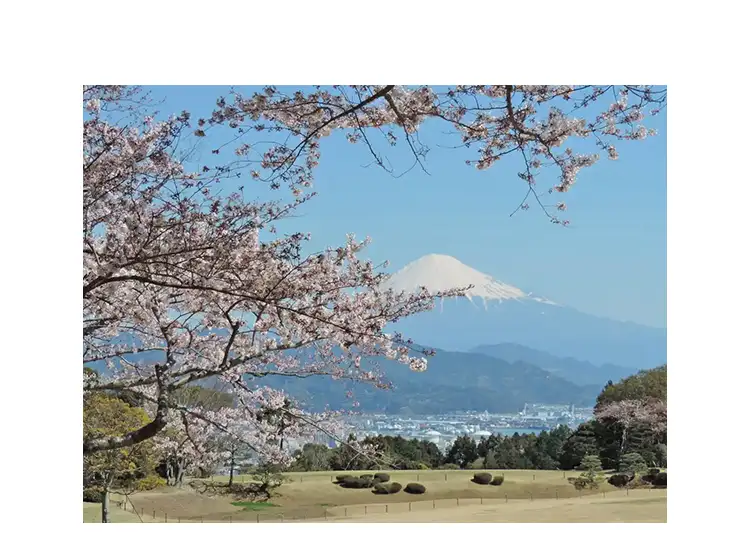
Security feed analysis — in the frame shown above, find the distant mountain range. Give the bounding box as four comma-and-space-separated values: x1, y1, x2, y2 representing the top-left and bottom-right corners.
255, 348, 604, 415
89, 253, 663, 414
382, 254, 666, 369
470, 343, 636, 387
90, 343, 619, 415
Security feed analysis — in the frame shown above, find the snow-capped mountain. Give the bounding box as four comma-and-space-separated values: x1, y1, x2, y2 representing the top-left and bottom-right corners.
383, 254, 666, 369
383, 254, 530, 303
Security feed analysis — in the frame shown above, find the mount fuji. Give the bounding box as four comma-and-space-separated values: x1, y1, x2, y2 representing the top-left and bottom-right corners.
382, 254, 666, 369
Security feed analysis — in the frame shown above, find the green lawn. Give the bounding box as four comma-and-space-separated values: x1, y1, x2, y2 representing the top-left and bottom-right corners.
230, 501, 279, 511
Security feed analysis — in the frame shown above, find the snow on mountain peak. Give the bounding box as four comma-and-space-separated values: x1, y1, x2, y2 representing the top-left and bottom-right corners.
383, 254, 531, 302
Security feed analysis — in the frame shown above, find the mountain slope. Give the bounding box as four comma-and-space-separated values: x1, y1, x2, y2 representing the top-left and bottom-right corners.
87, 343, 599, 414
382, 254, 666, 369
255, 349, 601, 414
470, 343, 636, 386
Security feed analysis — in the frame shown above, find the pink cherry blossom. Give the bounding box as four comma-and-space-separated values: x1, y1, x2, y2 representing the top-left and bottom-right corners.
83, 84, 665, 464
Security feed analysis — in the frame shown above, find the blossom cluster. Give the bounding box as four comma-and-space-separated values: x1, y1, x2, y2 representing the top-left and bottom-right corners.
82, 85, 466, 461
595, 398, 667, 434
206, 84, 664, 222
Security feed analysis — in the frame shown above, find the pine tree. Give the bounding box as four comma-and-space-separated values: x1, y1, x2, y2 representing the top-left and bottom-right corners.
559, 422, 598, 470
619, 452, 647, 476
578, 455, 605, 489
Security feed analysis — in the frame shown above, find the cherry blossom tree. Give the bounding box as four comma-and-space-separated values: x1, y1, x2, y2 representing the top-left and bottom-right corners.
83, 85, 665, 467
595, 399, 667, 453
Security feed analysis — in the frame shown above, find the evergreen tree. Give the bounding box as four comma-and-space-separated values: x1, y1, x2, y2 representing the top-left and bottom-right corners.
559, 422, 599, 470
577, 454, 605, 489
619, 452, 648, 476
483, 451, 499, 469
654, 444, 667, 468
446, 435, 478, 468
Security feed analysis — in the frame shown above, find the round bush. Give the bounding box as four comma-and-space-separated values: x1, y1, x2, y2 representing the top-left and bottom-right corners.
373, 472, 390, 483
489, 475, 504, 486
472, 472, 493, 485
372, 481, 402, 495
335, 474, 353, 482
360, 474, 373, 480
404, 482, 426, 495
83, 487, 103, 503
652, 472, 667, 487
340, 477, 375, 489
608, 473, 630, 488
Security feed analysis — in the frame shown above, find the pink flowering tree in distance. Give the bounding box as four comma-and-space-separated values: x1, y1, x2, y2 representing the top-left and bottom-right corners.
83, 85, 666, 466
595, 399, 667, 454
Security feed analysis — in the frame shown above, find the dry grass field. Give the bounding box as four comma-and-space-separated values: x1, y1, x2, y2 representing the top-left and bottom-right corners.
307, 491, 666, 523
85, 469, 666, 523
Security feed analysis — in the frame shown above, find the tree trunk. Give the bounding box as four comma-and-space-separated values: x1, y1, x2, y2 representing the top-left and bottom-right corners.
166, 461, 175, 486
176, 457, 185, 488
229, 447, 235, 488
101, 487, 110, 524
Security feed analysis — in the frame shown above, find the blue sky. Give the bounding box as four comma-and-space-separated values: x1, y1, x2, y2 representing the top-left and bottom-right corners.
145, 86, 666, 328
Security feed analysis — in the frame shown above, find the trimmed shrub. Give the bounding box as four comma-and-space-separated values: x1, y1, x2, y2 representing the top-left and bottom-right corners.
372, 481, 402, 495
652, 472, 667, 488
472, 472, 493, 485
340, 477, 375, 489
387, 482, 402, 494
608, 473, 631, 488
360, 474, 373, 481
373, 472, 390, 483
404, 482, 426, 495
489, 474, 504, 486
641, 471, 658, 484
573, 478, 588, 490
626, 476, 652, 489
335, 474, 352, 482
83, 487, 103, 503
